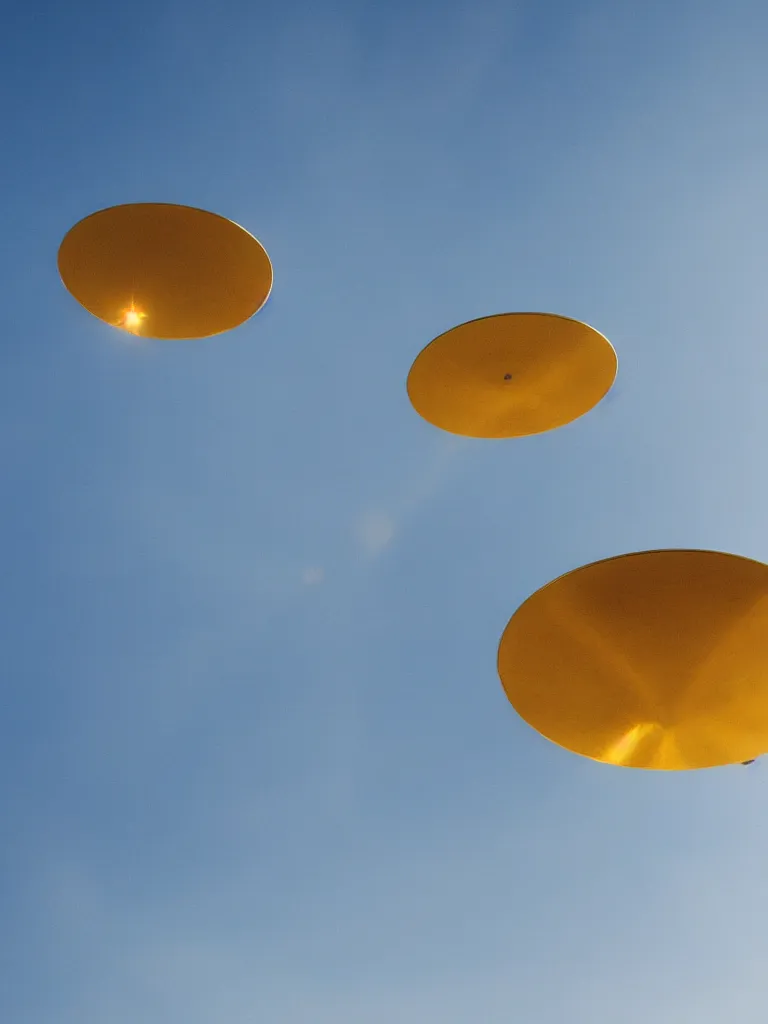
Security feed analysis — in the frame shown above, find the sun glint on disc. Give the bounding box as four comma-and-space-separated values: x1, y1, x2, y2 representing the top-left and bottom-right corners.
58, 202, 273, 340
118, 304, 146, 335
497, 548, 768, 770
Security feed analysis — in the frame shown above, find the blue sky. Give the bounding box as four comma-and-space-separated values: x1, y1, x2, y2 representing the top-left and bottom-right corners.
3, 0, 768, 1020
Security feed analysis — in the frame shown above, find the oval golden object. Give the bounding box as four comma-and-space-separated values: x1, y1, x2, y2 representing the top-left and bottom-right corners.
58, 203, 273, 340
406, 312, 617, 438
497, 549, 768, 769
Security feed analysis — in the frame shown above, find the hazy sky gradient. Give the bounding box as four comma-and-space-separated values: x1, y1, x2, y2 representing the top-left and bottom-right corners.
3, 0, 768, 1020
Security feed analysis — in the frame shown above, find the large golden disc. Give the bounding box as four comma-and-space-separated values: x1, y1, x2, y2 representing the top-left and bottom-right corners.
406, 313, 617, 438
58, 203, 273, 340
497, 550, 768, 770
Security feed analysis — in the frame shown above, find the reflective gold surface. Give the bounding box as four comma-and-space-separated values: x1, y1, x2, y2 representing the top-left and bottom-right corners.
406, 313, 617, 438
497, 550, 768, 769
58, 203, 273, 339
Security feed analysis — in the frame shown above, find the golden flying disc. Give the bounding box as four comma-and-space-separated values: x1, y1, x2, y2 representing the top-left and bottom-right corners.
58, 203, 273, 339
497, 549, 768, 770
406, 313, 617, 438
